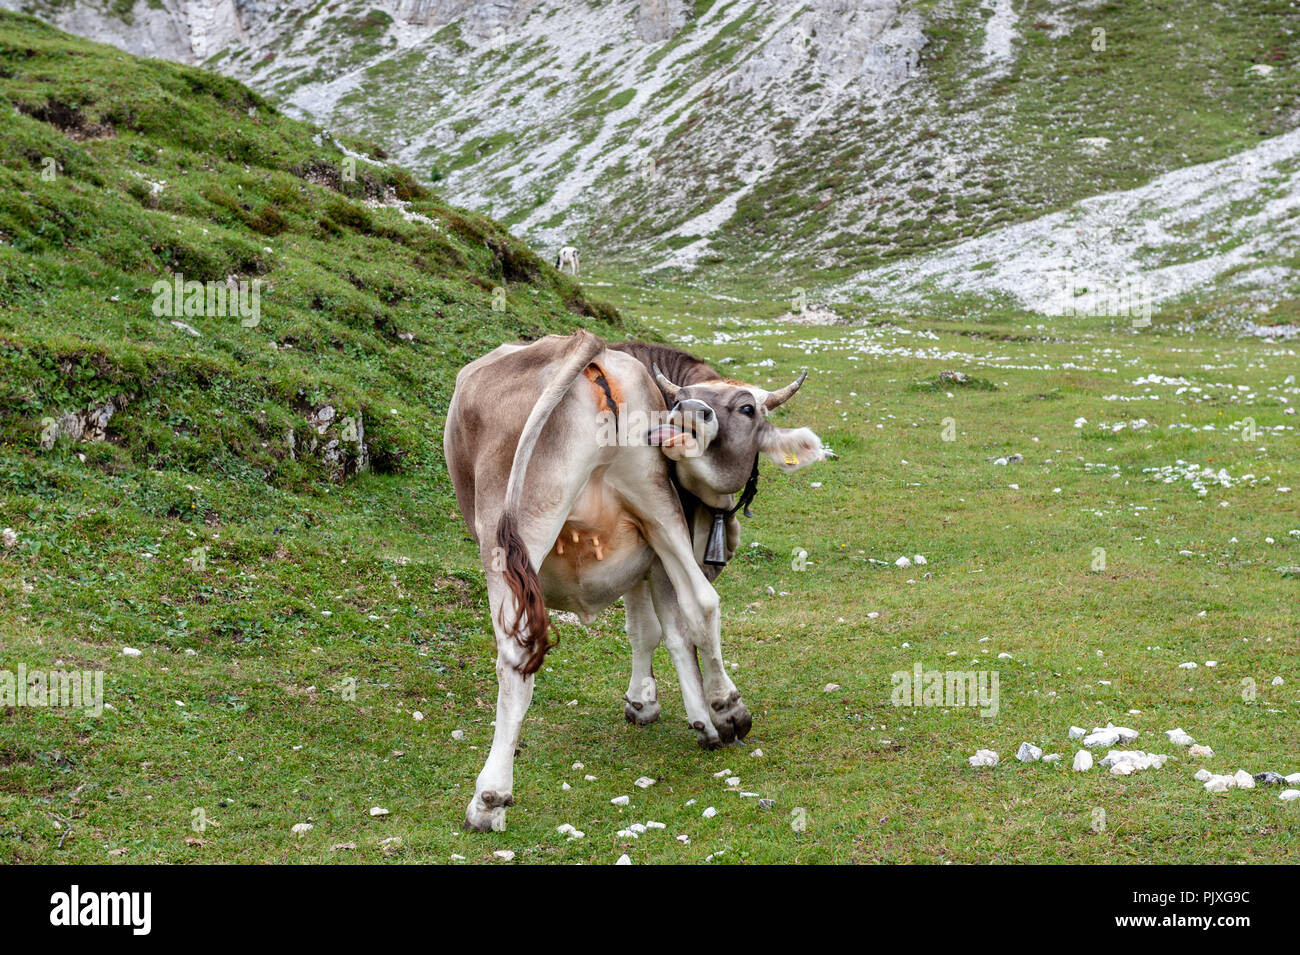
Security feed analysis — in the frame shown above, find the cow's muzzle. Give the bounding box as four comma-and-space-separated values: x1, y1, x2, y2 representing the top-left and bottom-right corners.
647, 399, 715, 458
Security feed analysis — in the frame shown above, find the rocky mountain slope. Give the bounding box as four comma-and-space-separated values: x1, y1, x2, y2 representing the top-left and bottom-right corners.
837, 125, 1300, 330
4, 0, 1297, 307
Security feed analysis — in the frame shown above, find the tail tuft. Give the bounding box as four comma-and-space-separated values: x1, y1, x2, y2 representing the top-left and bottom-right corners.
495, 512, 552, 675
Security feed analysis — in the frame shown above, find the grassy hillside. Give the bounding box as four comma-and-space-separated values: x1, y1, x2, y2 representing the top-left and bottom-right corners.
0, 10, 625, 487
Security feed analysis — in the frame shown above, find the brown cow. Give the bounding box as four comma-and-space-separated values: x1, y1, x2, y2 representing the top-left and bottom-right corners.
443, 330, 824, 830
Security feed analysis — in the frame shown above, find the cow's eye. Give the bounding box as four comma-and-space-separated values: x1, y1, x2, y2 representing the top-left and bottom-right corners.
740, 405, 755, 418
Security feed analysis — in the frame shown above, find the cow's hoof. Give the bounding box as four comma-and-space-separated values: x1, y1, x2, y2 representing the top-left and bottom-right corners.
709, 691, 752, 744
464, 790, 511, 832
624, 697, 661, 726
692, 719, 724, 749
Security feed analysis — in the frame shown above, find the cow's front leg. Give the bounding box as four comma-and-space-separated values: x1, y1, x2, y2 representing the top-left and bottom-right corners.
698, 648, 751, 744
627, 485, 752, 746
648, 565, 736, 748
623, 580, 661, 725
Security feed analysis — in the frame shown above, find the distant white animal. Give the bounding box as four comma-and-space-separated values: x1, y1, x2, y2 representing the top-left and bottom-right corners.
555, 246, 579, 276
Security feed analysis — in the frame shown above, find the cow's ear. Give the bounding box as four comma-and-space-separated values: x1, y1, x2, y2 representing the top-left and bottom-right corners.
759, 426, 823, 472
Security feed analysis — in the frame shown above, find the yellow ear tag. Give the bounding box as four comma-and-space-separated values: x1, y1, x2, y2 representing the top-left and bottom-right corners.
783, 451, 799, 467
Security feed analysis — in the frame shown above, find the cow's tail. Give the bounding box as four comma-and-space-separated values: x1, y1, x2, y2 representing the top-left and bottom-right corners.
495, 329, 604, 675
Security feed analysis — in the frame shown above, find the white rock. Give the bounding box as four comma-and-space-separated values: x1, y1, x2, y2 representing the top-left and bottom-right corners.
1083, 729, 1121, 749
122, 647, 142, 657
702, 806, 717, 818
1204, 776, 1232, 793
561, 782, 571, 791
611, 795, 630, 806
1015, 742, 1043, 763
493, 850, 515, 861
634, 776, 655, 789
557, 823, 577, 836
1042, 753, 1062, 763
451, 729, 464, 740
412, 711, 424, 721
1279, 790, 1300, 802
572, 762, 584, 770
914, 555, 927, 565
615, 854, 632, 865
1108, 724, 1139, 743
1194, 769, 1213, 782
1068, 726, 1087, 740
1165, 728, 1195, 746
1102, 751, 1167, 774
584, 774, 597, 782
751, 749, 764, 757
1271, 677, 1284, 686
646, 821, 666, 829
1073, 750, 1093, 772
1188, 744, 1214, 759
1286, 773, 1300, 785
1233, 770, 1255, 789
368, 807, 389, 817
895, 556, 911, 568
823, 683, 841, 692
997, 652, 1012, 660
616, 829, 638, 839
725, 776, 740, 787
291, 822, 314, 835
969, 749, 999, 767
1178, 662, 1198, 669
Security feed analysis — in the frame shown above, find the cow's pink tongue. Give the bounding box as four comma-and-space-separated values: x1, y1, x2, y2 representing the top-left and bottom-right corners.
647, 425, 683, 445
649, 427, 698, 451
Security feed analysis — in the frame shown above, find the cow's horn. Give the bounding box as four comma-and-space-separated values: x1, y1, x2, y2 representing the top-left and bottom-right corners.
652, 363, 681, 403
764, 370, 807, 410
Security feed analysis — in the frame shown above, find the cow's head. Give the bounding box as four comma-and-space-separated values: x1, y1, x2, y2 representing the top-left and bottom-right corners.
647, 364, 823, 508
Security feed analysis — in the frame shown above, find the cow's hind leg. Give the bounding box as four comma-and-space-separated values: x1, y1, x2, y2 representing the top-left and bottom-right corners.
465, 478, 589, 831
465, 572, 537, 832
623, 580, 661, 725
